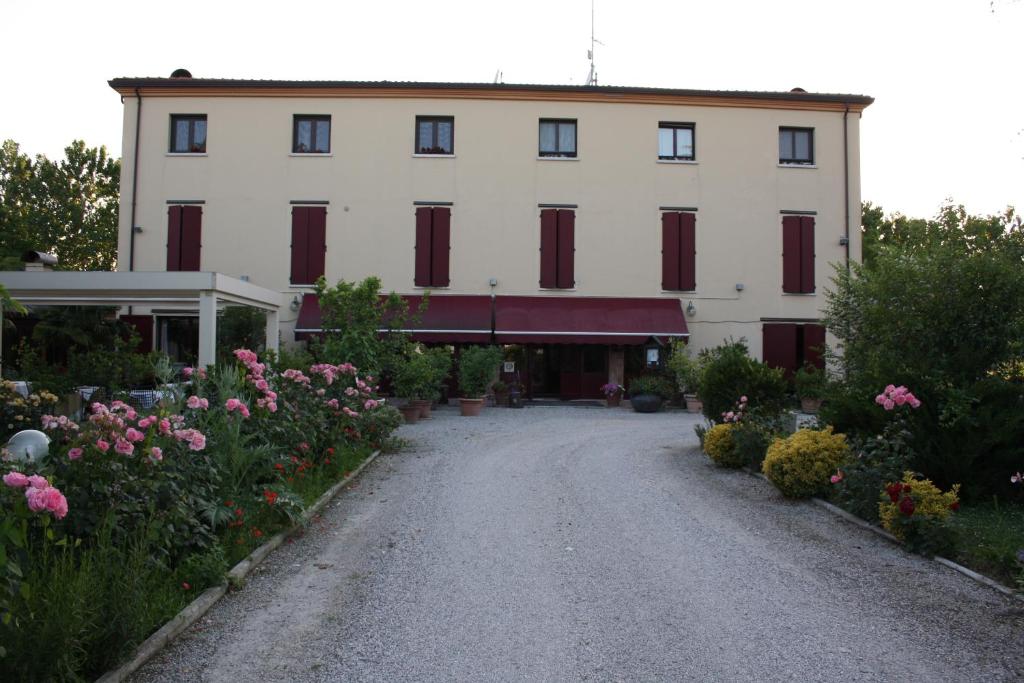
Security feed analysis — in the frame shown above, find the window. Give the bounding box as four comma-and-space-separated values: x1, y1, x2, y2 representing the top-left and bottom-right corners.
779, 127, 814, 164
661, 212, 696, 291
658, 123, 695, 160
290, 206, 327, 285
293, 115, 331, 153
415, 116, 454, 155
539, 209, 575, 288
169, 115, 207, 153
414, 207, 451, 287
539, 119, 577, 158
166, 205, 202, 271
762, 323, 826, 377
782, 215, 815, 293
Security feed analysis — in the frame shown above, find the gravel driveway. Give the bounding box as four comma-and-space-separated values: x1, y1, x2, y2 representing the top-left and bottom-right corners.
132, 406, 1024, 682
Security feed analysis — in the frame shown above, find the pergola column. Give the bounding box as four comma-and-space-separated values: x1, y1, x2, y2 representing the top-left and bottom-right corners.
265, 307, 280, 355
198, 290, 218, 369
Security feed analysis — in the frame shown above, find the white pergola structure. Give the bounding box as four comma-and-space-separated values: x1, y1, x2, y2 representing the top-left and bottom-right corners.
0, 271, 282, 370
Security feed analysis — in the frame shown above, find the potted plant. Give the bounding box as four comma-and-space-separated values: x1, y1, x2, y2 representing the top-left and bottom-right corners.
794, 363, 826, 414
628, 375, 674, 413
457, 345, 504, 416
492, 380, 509, 407
416, 347, 452, 418
393, 352, 434, 423
601, 382, 625, 407
666, 340, 704, 413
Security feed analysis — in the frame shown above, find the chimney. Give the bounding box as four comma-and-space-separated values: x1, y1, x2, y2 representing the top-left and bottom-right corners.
22, 251, 58, 272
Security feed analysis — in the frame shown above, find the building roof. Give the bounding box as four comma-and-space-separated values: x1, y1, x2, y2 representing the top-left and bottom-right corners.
108, 77, 873, 112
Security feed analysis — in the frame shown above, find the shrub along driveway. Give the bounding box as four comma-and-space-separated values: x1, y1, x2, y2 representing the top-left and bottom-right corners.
133, 407, 1023, 682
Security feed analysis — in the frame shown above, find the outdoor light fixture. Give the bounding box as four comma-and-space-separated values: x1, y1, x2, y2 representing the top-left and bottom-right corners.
290, 295, 301, 311
5, 429, 51, 463
685, 301, 696, 317
839, 236, 850, 246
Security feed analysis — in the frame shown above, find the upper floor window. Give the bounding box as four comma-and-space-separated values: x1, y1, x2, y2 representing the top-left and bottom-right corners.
539, 119, 577, 158
416, 116, 454, 155
779, 127, 814, 165
169, 115, 207, 153
658, 123, 694, 160
293, 115, 331, 153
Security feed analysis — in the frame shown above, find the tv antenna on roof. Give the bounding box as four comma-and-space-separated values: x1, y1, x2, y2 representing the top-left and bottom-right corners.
585, 0, 604, 86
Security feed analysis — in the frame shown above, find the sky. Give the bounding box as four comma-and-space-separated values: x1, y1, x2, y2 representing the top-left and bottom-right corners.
3, 0, 1022, 220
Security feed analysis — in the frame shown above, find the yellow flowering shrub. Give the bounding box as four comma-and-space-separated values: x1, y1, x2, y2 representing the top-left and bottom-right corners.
1, 381, 60, 440
879, 472, 960, 552
761, 426, 849, 498
703, 423, 743, 467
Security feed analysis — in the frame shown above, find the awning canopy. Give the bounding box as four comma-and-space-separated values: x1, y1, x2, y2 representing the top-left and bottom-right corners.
494, 296, 688, 345
295, 293, 492, 343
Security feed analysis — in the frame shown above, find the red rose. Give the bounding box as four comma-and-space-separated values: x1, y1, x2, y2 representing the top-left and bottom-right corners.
885, 484, 902, 503
949, 501, 960, 512
899, 495, 915, 516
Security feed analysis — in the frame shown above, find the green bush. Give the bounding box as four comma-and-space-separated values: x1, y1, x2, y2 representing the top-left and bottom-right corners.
697, 340, 788, 421
458, 346, 503, 398
628, 375, 675, 399
762, 427, 850, 498
794, 363, 826, 400
666, 340, 705, 394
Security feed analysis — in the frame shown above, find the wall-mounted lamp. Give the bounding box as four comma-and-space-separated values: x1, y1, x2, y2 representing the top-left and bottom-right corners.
132, 226, 144, 234
735, 283, 745, 292
290, 295, 302, 311
838, 236, 850, 246
685, 301, 696, 317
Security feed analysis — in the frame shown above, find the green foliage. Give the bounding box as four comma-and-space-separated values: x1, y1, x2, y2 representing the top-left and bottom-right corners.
394, 346, 451, 400
949, 500, 1024, 587
218, 307, 267, 356
696, 340, 788, 421
731, 412, 787, 470
826, 203, 1024, 496
830, 419, 917, 523
762, 427, 849, 499
458, 346, 503, 397
627, 375, 675, 399
878, 472, 960, 557
312, 276, 423, 377
794, 363, 827, 400
665, 339, 704, 394
0, 139, 120, 271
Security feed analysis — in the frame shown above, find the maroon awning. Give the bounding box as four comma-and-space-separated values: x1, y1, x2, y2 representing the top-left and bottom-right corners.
294, 293, 492, 343
494, 296, 688, 345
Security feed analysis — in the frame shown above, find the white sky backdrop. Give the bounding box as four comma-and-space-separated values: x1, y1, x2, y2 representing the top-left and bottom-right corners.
3, 0, 1021, 219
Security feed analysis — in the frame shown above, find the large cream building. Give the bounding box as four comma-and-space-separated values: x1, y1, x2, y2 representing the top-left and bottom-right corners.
109, 73, 872, 399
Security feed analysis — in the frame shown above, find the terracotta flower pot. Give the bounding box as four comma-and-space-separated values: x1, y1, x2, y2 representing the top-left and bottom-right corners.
800, 397, 823, 414
399, 404, 420, 424
606, 394, 621, 407
459, 397, 485, 416
684, 394, 703, 414
411, 399, 432, 419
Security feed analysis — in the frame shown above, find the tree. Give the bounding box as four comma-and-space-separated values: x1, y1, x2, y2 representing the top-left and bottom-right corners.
0, 140, 120, 271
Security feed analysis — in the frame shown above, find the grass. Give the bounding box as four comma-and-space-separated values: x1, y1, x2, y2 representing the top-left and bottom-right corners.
949, 498, 1024, 588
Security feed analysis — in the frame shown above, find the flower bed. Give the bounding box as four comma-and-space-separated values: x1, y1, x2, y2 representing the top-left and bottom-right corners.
0, 349, 401, 680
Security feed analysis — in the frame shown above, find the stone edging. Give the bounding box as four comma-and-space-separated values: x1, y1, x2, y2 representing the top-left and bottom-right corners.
95, 449, 383, 683
738, 463, 1022, 604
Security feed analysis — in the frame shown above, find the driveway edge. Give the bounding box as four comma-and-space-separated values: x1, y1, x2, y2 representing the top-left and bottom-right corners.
95, 449, 382, 683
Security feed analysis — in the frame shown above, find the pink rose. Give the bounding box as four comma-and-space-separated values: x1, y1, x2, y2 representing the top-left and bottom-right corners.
883, 399, 895, 411
189, 432, 206, 451
149, 446, 163, 462
114, 438, 134, 456
908, 397, 922, 409
884, 384, 896, 394
68, 447, 84, 460
225, 398, 241, 412
3, 471, 29, 488
182, 366, 195, 378
875, 394, 886, 405
364, 399, 379, 409
239, 405, 250, 419
893, 394, 907, 406
96, 438, 110, 453
255, 379, 269, 391
266, 402, 278, 413
159, 418, 172, 434
40, 486, 68, 519
187, 395, 205, 410
27, 475, 49, 489
126, 428, 145, 442
25, 487, 48, 512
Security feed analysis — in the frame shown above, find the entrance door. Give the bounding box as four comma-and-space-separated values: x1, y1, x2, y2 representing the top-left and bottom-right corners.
581, 346, 608, 398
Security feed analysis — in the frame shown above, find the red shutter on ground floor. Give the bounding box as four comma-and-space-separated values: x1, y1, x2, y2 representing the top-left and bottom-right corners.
179, 206, 202, 271
680, 212, 697, 291
782, 215, 802, 293
800, 216, 816, 293
539, 209, 558, 288
431, 207, 451, 287
290, 208, 309, 285
306, 207, 327, 283
803, 324, 826, 369
556, 209, 575, 289
661, 212, 680, 290
763, 323, 799, 375
166, 205, 182, 271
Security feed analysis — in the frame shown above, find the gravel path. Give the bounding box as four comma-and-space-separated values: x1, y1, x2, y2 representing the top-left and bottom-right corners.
132, 406, 1024, 682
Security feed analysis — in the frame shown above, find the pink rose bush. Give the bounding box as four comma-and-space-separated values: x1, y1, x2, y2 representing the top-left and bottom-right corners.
874, 384, 921, 411
3, 470, 67, 519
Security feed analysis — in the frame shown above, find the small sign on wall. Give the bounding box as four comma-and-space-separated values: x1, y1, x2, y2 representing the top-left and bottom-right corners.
503, 361, 516, 373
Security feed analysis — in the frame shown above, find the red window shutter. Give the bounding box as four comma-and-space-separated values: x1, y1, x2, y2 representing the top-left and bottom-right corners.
179, 206, 202, 271
803, 324, 826, 369
556, 209, 575, 288
120, 315, 154, 353
290, 208, 309, 285
431, 207, 451, 287
763, 323, 799, 376
306, 207, 327, 283
680, 212, 697, 291
166, 205, 182, 271
661, 212, 680, 290
539, 209, 558, 288
782, 215, 802, 293
414, 207, 432, 287
800, 216, 815, 293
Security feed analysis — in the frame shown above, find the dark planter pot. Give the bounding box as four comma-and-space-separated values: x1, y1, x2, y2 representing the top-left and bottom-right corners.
630, 394, 663, 413
399, 404, 420, 424
410, 399, 432, 419
459, 398, 485, 416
